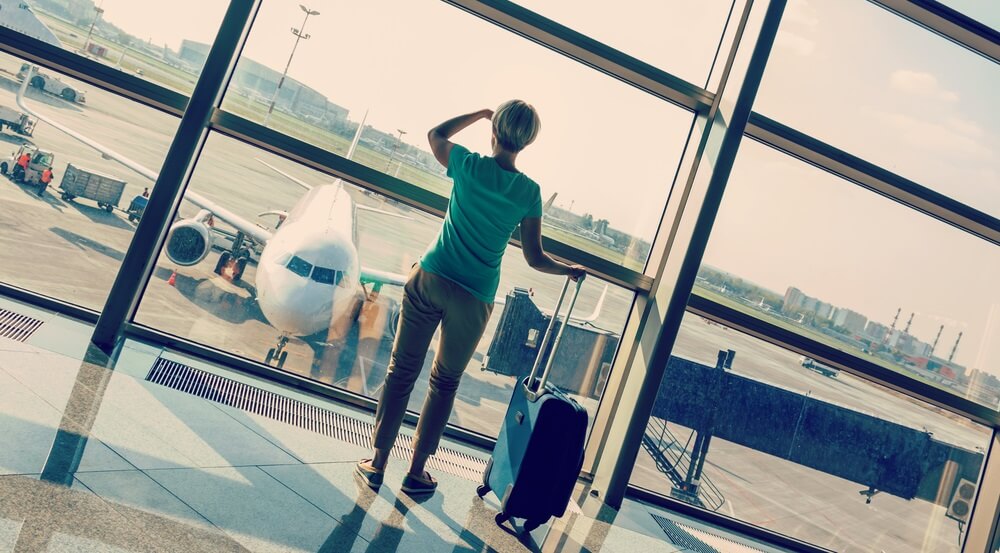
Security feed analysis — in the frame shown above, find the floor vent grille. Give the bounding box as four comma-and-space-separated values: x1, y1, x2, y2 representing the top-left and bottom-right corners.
146, 358, 488, 482
652, 513, 769, 553
0, 308, 43, 342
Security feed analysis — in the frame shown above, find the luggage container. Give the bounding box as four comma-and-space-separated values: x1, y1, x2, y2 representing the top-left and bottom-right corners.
59, 163, 126, 212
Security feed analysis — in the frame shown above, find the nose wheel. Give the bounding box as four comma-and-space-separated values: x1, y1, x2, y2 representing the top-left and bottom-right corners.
265, 335, 290, 368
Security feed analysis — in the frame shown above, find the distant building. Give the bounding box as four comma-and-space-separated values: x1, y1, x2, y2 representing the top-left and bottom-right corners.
0, 0, 62, 47
178, 39, 210, 69
178, 41, 349, 123
782, 287, 806, 313
815, 301, 833, 320
833, 309, 867, 335
865, 321, 889, 342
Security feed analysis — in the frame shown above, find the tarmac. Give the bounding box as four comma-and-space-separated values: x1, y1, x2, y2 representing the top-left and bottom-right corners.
0, 51, 987, 553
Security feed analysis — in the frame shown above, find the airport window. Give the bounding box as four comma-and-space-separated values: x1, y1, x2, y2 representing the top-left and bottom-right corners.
697, 139, 1000, 410
0, 50, 177, 311
755, 0, 1000, 217
0, 0, 229, 95
132, 131, 636, 438
630, 311, 992, 552
221, 0, 695, 273
509, 0, 737, 87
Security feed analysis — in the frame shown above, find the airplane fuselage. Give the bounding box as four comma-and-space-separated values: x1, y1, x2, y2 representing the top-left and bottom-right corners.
255, 184, 364, 338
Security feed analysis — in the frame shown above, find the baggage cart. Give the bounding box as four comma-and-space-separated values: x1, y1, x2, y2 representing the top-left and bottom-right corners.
59, 163, 126, 212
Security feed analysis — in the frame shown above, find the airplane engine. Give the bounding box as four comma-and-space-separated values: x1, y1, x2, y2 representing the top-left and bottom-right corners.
165, 220, 212, 266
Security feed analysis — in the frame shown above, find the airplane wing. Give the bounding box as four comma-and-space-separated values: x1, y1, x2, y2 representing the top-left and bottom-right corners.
254, 158, 312, 191
16, 66, 272, 245
359, 266, 408, 289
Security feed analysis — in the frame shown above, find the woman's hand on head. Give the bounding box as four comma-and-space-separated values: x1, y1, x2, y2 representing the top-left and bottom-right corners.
480, 108, 494, 120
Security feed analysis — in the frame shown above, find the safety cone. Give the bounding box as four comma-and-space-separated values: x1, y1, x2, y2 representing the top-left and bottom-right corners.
167, 271, 177, 286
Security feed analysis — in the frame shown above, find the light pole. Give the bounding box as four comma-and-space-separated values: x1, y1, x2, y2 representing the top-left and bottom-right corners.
82, 6, 105, 54
263, 4, 320, 126
385, 129, 406, 172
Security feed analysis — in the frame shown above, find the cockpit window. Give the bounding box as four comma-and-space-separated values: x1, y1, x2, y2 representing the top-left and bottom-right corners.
311, 267, 342, 286
286, 255, 312, 277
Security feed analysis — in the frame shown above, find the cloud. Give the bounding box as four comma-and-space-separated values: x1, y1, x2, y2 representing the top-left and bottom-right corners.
775, 32, 816, 57
783, 0, 820, 30
875, 110, 992, 161
889, 70, 959, 102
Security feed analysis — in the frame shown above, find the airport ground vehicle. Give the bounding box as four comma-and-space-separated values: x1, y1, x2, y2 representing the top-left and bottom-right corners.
0, 105, 34, 136
1, 144, 53, 194
17, 64, 86, 104
126, 194, 148, 222
59, 163, 126, 212
801, 356, 839, 378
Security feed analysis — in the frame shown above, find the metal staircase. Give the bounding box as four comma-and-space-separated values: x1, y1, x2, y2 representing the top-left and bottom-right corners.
642, 417, 726, 512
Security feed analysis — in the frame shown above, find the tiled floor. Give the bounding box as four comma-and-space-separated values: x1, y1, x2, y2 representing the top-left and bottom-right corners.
0, 297, 790, 552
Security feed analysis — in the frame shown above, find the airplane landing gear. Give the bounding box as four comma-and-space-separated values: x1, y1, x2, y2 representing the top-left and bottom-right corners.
265, 335, 290, 369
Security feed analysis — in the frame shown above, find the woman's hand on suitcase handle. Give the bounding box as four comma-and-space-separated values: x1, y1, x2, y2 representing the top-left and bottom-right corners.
567, 264, 586, 282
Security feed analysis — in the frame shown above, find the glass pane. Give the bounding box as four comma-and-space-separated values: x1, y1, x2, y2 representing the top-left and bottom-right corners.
4, 0, 229, 94
631, 311, 992, 552
0, 51, 176, 310
756, 0, 1000, 217
134, 132, 636, 437
222, 0, 694, 272
511, 0, 736, 87
698, 139, 1000, 409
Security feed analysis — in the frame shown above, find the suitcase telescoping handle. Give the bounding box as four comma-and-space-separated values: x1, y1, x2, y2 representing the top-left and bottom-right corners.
524, 274, 585, 401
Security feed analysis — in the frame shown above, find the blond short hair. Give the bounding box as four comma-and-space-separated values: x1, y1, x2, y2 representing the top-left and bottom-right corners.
492, 100, 540, 152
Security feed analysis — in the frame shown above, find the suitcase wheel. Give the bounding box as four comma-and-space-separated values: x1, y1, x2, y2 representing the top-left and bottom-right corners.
476, 485, 490, 498
495, 512, 509, 526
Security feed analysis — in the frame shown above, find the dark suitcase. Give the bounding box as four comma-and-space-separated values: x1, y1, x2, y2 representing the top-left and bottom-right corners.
476, 276, 590, 533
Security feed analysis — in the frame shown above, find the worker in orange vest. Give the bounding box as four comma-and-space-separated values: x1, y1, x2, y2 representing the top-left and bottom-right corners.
13, 152, 29, 180
39, 167, 53, 196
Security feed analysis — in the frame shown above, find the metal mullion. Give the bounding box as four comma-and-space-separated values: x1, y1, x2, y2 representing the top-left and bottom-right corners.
746, 113, 1000, 246
0, 281, 99, 325
624, 485, 834, 553
208, 109, 653, 291
586, 0, 788, 509
964, 430, 1000, 552
687, 293, 1000, 427
442, 0, 712, 112
0, 26, 187, 116
91, 0, 262, 351
869, 0, 1000, 65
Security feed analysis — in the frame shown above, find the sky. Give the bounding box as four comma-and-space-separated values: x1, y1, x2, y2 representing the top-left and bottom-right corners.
46, 0, 1000, 373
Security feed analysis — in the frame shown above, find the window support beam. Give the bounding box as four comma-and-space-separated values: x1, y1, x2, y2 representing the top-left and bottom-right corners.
585, 0, 787, 509
90, 0, 262, 351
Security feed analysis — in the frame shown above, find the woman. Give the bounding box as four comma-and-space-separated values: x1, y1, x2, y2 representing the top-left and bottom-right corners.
357, 100, 585, 494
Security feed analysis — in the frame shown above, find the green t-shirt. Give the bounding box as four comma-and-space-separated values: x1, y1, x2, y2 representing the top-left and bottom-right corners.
420, 144, 543, 304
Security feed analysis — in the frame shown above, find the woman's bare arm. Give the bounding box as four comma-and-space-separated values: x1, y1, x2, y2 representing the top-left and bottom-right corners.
427, 109, 494, 166
520, 217, 586, 280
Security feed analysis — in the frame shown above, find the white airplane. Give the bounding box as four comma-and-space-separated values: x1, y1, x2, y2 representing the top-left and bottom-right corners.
16, 66, 606, 369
